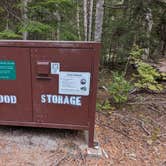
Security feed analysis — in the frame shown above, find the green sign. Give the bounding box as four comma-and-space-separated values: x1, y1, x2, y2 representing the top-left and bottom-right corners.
0, 60, 16, 80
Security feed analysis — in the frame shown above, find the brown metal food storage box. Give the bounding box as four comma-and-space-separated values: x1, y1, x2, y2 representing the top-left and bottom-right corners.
0, 40, 100, 147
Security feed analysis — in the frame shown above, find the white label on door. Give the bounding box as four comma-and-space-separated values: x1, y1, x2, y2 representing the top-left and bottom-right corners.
59, 72, 91, 96
51, 62, 60, 74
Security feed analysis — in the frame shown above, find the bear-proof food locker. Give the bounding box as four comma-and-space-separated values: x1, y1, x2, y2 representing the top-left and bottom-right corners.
0, 40, 100, 147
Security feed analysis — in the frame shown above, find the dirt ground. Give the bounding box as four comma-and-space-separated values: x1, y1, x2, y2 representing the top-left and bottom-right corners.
0, 84, 165, 165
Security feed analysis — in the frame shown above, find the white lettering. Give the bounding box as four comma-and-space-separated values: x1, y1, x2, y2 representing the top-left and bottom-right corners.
52, 95, 58, 103
47, 94, 52, 103
63, 96, 69, 105
76, 97, 81, 106
0, 95, 17, 104
57, 96, 63, 104
4, 96, 10, 103
40, 94, 82, 106
0, 95, 3, 103
41, 95, 46, 103
70, 96, 76, 105
11, 96, 17, 104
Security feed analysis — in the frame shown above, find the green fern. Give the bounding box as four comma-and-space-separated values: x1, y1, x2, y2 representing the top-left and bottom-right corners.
129, 46, 164, 92
19, 21, 53, 34
96, 99, 112, 111
108, 72, 133, 104
0, 30, 22, 39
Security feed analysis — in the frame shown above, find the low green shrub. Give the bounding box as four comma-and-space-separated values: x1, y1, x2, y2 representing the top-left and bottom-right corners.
108, 72, 133, 104
134, 61, 163, 92
129, 45, 163, 92
129, 45, 144, 62
96, 99, 112, 111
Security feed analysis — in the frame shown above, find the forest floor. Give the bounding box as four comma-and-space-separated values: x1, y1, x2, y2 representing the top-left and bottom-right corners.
0, 75, 165, 166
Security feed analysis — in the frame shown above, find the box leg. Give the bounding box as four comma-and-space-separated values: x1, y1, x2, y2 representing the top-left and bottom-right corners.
88, 127, 94, 148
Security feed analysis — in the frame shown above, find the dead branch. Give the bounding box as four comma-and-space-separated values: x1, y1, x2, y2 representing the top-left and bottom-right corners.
127, 101, 166, 105
2, 5, 22, 22
113, 112, 166, 130
147, 105, 163, 115
54, 153, 70, 166
96, 120, 136, 141
112, 113, 152, 136
158, 114, 166, 121
140, 121, 151, 136
158, 133, 166, 138
103, 4, 128, 9
147, 116, 166, 130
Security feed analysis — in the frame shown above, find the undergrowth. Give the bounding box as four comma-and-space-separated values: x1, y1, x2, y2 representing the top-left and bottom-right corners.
130, 45, 163, 92
108, 72, 133, 104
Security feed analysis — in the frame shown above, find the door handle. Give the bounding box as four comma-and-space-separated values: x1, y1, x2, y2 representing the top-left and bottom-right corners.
36, 76, 51, 80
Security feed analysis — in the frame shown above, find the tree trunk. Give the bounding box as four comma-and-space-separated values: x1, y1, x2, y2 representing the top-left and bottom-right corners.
88, 0, 94, 41
56, 12, 61, 40
6, 12, 9, 30
22, 0, 29, 40
76, 0, 81, 40
83, 0, 88, 41
53, 12, 61, 40
94, 0, 105, 42
159, 11, 166, 57
143, 8, 153, 60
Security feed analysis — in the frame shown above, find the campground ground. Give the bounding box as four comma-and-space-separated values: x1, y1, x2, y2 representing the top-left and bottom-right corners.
0, 73, 165, 166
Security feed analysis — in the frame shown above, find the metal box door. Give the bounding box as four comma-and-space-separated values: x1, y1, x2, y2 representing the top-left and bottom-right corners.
0, 47, 33, 122
31, 48, 93, 126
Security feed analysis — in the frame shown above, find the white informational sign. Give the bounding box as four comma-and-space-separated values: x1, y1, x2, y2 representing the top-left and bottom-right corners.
59, 72, 91, 96
51, 62, 60, 74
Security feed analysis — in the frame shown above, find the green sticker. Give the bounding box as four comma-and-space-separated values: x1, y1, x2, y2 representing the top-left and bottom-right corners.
0, 60, 16, 80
